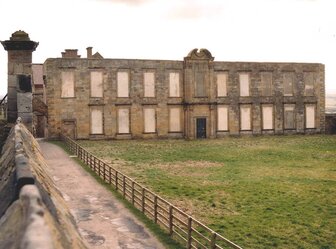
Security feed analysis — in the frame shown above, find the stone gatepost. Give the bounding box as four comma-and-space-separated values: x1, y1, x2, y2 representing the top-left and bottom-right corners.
1, 31, 38, 129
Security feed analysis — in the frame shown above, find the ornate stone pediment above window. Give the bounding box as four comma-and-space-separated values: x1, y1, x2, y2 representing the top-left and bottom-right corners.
184, 48, 214, 61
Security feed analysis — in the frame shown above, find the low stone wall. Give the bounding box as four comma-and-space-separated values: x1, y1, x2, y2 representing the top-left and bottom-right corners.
325, 113, 336, 134
0, 120, 87, 249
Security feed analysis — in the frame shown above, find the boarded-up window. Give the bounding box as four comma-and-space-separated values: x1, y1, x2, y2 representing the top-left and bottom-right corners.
144, 72, 155, 97
240, 105, 251, 130
217, 73, 228, 97
90, 71, 103, 97
284, 104, 295, 129
144, 108, 156, 133
117, 72, 129, 97
217, 105, 228, 131
305, 104, 315, 128
261, 72, 272, 96
239, 73, 249, 96
169, 72, 180, 97
283, 72, 294, 96
118, 108, 130, 134
90, 108, 103, 134
169, 108, 181, 132
195, 71, 206, 97
61, 71, 74, 97
262, 105, 273, 130
304, 72, 315, 96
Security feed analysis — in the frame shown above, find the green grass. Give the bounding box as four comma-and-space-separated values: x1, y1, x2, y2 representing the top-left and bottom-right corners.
78, 135, 336, 249
51, 141, 183, 249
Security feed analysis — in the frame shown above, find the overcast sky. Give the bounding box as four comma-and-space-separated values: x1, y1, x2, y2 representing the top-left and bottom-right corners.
0, 0, 335, 96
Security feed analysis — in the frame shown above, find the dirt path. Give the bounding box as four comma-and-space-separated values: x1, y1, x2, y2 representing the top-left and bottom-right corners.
39, 140, 165, 249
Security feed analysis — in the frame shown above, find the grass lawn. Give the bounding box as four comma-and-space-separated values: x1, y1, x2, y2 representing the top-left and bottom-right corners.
78, 135, 336, 249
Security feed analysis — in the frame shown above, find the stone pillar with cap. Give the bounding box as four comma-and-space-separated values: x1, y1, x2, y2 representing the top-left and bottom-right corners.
1, 30, 39, 129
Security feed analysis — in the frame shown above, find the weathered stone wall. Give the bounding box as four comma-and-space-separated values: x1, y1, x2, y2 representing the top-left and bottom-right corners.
45, 58, 183, 139
0, 122, 87, 249
45, 49, 325, 139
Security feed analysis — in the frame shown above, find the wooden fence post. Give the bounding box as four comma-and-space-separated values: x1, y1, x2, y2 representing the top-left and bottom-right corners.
154, 195, 158, 224
131, 181, 135, 205
104, 164, 107, 182
108, 167, 111, 185
187, 217, 192, 249
115, 171, 118, 190
169, 206, 173, 236
210, 232, 217, 249
123, 175, 126, 197
142, 188, 145, 213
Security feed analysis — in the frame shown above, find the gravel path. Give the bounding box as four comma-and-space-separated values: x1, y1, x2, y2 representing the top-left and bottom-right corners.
39, 140, 165, 249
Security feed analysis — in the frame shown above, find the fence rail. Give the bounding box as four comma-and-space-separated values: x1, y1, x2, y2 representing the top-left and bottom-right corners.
61, 135, 242, 249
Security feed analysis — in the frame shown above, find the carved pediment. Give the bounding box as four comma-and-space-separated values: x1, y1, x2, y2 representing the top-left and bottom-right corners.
185, 48, 214, 61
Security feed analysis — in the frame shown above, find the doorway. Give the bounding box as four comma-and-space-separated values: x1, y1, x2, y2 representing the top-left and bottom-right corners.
196, 118, 206, 138
61, 120, 77, 139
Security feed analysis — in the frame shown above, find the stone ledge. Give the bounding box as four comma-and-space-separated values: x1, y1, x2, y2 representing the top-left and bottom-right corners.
20, 185, 53, 249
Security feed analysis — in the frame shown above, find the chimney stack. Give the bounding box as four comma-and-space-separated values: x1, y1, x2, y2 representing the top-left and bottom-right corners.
86, 47, 93, 58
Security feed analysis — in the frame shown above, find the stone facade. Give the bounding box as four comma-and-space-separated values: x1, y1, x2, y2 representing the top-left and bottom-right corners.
44, 48, 325, 139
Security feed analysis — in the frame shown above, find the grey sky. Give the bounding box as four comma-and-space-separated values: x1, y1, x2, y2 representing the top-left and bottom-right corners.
0, 0, 335, 96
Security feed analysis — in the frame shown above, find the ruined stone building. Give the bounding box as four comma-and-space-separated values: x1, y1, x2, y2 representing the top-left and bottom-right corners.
1, 31, 326, 139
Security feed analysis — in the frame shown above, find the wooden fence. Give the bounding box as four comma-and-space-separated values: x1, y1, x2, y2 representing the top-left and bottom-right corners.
61, 135, 243, 249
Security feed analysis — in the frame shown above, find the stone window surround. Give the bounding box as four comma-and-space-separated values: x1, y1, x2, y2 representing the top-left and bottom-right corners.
303, 71, 315, 97
283, 103, 296, 130
260, 71, 273, 96
89, 106, 104, 135
143, 105, 157, 134
217, 105, 229, 131
168, 106, 182, 133
216, 71, 228, 97
261, 104, 274, 130
239, 72, 250, 97
143, 70, 156, 98
194, 70, 208, 98
60, 70, 75, 98
240, 104, 252, 131
282, 71, 294, 96
168, 71, 181, 98
89, 70, 104, 98
117, 70, 130, 98
117, 106, 131, 134
305, 103, 317, 129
